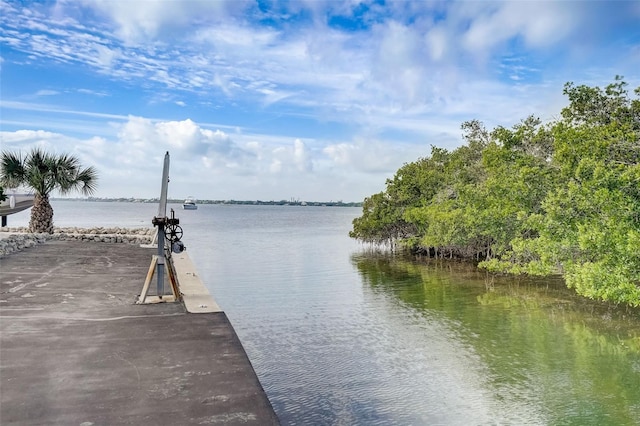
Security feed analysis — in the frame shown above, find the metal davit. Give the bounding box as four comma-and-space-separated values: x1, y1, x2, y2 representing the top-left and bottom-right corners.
137, 151, 186, 304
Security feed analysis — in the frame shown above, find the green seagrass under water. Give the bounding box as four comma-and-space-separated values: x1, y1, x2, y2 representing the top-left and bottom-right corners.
353, 254, 640, 425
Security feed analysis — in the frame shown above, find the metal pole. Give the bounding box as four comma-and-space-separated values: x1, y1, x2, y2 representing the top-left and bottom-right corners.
158, 152, 169, 218
156, 152, 170, 298
157, 224, 165, 298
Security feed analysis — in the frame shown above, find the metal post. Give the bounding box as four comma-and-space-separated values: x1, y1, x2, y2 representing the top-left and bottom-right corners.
158, 152, 169, 218
138, 151, 185, 304
156, 152, 170, 298
157, 224, 165, 297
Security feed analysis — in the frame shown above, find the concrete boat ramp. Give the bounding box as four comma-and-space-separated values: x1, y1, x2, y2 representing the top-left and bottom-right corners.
0, 240, 279, 425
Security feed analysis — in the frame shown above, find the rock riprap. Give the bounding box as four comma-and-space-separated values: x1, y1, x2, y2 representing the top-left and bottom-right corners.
0, 227, 155, 257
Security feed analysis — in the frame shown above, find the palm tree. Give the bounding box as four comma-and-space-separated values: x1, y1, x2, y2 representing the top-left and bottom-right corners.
0, 148, 98, 233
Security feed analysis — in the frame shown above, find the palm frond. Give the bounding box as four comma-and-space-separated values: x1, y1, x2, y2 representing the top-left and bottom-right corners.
54, 153, 82, 194
25, 148, 58, 195
2, 147, 98, 197
75, 166, 99, 196
0, 150, 26, 188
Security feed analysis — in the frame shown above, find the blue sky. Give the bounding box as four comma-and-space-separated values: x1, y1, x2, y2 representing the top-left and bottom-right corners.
1, 0, 639, 201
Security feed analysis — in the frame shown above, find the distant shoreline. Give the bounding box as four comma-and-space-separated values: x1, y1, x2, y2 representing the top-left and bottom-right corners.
51, 198, 363, 207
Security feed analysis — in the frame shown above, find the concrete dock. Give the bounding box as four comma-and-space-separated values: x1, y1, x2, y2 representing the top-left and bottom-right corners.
0, 240, 279, 425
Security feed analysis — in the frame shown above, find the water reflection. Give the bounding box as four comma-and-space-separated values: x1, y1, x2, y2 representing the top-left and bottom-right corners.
21, 202, 638, 424
352, 253, 640, 425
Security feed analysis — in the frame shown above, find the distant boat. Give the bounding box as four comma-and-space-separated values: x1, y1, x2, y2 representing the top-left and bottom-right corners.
182, 197, 197, 210
0, 190, 35, 216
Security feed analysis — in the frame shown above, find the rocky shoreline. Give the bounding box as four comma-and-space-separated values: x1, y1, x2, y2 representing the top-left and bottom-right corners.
0, 227, 155, 257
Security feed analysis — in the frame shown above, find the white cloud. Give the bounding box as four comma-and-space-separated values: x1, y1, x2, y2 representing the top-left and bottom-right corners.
425, 26, 448, 62
115, 117, 254, 171
0, 115, 423, 201
92, 43, 120, 68
2, 1, 639, 201
267, 138, 315, 175
193, 23, 278, 50
323, 137, 423, 175
0, 129, 59, 145
77, 88, 109, 97
35, 90, 60, 96
293, 139, 313, 172
6, 0, 629, 121
85, 0, 236, 43
155, 119, 204, 153
460, 2, 578, 55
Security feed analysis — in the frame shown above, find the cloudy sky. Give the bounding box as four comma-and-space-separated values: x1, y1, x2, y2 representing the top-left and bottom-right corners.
1, 1, 639, 202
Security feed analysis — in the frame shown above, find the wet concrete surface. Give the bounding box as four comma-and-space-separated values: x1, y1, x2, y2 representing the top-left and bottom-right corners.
0, 241, 279, 425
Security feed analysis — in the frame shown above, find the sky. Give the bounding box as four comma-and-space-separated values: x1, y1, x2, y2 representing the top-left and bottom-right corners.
1, 0, 639, 202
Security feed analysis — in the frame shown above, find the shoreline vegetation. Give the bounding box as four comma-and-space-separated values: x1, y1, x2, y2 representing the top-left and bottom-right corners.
51, 198, 363, 207
350, 77, 640, 307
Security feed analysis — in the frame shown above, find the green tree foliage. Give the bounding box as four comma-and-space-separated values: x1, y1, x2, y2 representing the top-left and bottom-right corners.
351, 78, 640, 306
0, 148, 98, 233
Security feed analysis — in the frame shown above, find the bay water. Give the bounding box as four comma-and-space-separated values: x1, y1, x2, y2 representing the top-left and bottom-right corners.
7, 201, 640, 425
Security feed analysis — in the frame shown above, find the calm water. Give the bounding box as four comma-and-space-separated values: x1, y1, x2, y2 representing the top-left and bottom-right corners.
8, 201, 640, 425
